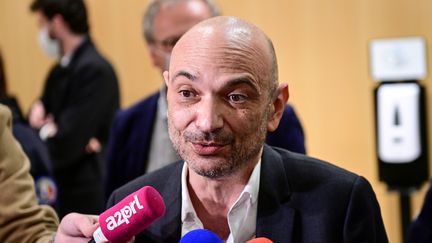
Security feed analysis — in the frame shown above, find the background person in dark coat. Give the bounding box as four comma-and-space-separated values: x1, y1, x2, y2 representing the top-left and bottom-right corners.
108, 16, 387, 242
29, 0, 120, 218
104, 0, 306, 200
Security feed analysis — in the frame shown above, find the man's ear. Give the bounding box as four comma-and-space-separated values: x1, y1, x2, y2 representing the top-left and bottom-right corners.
163, 70, 169, 86
267, 83, 289, 132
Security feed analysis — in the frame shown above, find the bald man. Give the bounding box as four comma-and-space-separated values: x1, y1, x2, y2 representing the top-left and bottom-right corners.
107, 16, 388, 243
105, 0, 306, 199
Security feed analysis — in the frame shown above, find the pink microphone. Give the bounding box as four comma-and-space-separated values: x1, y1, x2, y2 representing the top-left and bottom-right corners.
246, 237, 274, 243
91, 186, 166, 243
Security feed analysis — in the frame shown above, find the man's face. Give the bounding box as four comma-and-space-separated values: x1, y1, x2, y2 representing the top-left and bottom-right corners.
164, 30, 273, 179
149, 0, 213, 72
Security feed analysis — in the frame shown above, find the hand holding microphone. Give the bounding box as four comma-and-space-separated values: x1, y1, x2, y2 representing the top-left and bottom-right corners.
54, 213, 99, 243
90, 186, 166, 243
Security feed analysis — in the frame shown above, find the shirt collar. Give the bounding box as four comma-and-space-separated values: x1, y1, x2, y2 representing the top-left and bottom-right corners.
60, 54, 72, 67
241, 158, 261, 205
181, 162, 201, 227
59, 35, 88, 68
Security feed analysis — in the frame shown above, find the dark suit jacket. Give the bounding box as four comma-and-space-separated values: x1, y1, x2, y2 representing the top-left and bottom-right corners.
105, 91, 306, 199
108, 145, 388, 243
40, 36, 120, 217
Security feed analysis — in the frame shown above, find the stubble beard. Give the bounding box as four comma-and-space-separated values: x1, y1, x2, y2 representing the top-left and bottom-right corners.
168, 111, 269, 179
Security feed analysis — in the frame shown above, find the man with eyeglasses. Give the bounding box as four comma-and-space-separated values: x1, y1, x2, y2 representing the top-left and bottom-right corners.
104, 0, 307, 199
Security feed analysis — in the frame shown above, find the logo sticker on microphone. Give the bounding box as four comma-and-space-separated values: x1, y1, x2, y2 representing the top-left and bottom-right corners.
105, 195, 144, 230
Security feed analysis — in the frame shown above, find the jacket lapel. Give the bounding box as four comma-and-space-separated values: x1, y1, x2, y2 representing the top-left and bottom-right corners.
161, 162, 183, 241
141, 162, 183, 242
256, 145, 295, 243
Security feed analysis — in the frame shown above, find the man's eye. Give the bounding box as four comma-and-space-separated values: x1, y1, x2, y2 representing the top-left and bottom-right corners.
228, 94, 247, 103
179, 90, 194, 98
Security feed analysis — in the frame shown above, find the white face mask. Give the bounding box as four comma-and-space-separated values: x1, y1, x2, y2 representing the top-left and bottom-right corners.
38, 27, 60, 59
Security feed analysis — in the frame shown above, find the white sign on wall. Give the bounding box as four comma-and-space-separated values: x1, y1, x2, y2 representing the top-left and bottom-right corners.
369, 37, 427, 81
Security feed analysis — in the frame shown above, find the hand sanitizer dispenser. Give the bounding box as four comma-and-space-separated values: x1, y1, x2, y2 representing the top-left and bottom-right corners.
375, 82, 428, 188
377, 82, 421, 163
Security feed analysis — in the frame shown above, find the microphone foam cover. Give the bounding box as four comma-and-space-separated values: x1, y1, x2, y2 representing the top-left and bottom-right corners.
180, 229, 223, 243
99, 186, 165, 243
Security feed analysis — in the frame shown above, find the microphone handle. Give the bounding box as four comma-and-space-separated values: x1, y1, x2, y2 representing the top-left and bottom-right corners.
88, 239, 95, 243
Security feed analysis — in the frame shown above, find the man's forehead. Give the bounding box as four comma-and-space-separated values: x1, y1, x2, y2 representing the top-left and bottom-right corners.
172, 16, 271, 62
170, 24, 270, 80
172, 43, 255, 70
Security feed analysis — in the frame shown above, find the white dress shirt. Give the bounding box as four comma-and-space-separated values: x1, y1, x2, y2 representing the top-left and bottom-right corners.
181, 158, 261, 243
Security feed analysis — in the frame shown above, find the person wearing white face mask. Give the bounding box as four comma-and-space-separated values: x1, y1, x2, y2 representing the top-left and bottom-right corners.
28, 0, 120, 219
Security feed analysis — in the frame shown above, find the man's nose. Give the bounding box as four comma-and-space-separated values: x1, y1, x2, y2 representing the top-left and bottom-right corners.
195, 97, 224, 133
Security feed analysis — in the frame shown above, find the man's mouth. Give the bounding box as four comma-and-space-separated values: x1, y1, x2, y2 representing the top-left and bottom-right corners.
191, 142, 226, 155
